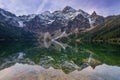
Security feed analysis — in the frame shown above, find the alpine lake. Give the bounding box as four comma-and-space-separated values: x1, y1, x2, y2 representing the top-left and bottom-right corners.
0, 39, 120, 80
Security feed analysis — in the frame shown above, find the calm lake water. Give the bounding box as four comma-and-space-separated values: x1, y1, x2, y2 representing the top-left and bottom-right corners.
0, 41, 120, 80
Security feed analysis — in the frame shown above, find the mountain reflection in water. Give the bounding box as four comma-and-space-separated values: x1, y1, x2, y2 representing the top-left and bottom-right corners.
0, 63, 120, 80
0, 40, 120, 80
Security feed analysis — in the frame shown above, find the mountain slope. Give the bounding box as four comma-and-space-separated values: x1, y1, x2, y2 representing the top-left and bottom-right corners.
82, 15, 120, 41
0, 6, 106, 40
0, 6, 105, 33
0, 22, 36, 40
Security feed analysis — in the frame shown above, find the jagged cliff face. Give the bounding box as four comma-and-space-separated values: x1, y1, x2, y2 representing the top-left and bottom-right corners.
90, 11, 105, 26
0, 6, 105, 34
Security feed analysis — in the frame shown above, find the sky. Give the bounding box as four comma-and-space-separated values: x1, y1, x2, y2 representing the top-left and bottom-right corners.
0, 0, 120, 16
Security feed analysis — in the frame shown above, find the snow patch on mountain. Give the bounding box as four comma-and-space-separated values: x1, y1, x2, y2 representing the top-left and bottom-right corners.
18, 21, 24, 27
88, 17, 96, 27
27, 14, 36, 21
0, 6, 104, 30
65, 11, 80, 20
47, 20, 55, 24
0, 11, 12, 18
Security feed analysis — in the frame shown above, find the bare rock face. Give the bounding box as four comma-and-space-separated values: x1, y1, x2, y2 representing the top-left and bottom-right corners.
62, 6, 76, 13
91, 11, 97, 17
68, 14, 90, 29
91, 11, 105, 26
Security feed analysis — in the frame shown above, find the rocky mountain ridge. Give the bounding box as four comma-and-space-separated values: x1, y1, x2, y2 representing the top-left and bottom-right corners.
0, 6, 105, 34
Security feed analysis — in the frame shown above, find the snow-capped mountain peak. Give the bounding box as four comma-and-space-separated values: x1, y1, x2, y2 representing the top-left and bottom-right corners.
0, 7, 105, 33
62, 6, 76, 13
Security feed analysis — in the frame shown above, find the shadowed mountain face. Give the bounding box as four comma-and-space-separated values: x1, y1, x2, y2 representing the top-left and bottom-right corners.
0, 6, 105, 34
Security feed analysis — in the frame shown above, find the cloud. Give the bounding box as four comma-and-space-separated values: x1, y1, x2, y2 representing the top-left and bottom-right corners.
0, 0, 27, 15
0, 0, 39, 16
34, 0, 76, 13
41, 0, 102, 15
48, 0, 76, 11
36, 0, 49, 14
0, 0, 119, 16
